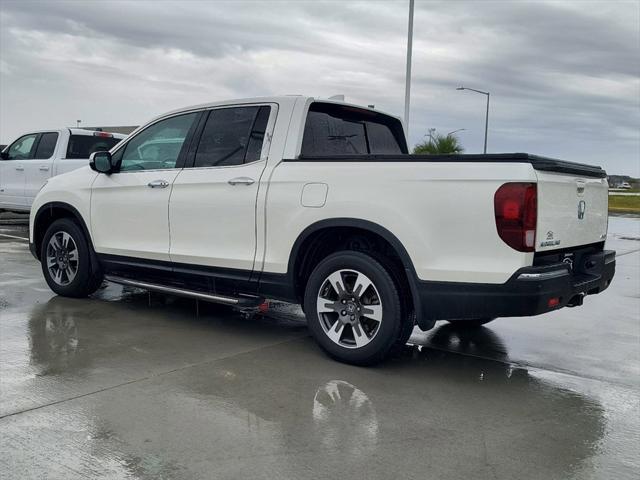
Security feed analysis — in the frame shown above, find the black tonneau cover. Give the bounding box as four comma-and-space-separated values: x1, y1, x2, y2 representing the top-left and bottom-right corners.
293, 153, 606, 178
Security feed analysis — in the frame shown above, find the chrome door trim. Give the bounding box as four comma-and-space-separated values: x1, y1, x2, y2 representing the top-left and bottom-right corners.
147, 179, 170, 188
228, 177, 255, 186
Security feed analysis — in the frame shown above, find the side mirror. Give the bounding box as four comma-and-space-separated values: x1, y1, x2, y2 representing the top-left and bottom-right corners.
0, 151, 8, 160
89, 151, 114, 174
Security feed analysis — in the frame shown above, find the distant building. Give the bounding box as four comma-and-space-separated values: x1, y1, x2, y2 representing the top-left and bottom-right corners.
80, 126, 138, 135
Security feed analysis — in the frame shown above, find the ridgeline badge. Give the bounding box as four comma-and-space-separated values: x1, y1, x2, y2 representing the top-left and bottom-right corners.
578, 200, 586, 220
541, 230, 561, 248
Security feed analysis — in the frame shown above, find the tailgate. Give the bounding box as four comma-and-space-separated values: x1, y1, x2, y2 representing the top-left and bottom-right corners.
536, 171, 608, 251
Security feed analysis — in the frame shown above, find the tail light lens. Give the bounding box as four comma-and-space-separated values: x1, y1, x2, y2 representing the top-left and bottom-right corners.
494, 183, 537, 252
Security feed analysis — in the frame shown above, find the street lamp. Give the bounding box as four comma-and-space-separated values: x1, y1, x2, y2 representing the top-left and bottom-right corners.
456, 86, 489, 154
447, 128, 466, 136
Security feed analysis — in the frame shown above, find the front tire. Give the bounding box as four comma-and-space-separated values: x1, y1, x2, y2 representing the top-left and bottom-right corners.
41, 218, 103, 298
304, 251, 404, 366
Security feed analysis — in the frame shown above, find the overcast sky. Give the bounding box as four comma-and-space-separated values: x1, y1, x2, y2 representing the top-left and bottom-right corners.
1, 0, 638, 175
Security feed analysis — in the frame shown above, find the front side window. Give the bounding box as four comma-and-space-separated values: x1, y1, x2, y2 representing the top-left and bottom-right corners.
34, 132, 59, 159
301, 103, 406, 156
118, 112, 198, 172
194, 106, 270, 168
6, 134, 38, 160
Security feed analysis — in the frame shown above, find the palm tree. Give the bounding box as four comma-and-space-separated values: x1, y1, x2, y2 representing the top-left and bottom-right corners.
413, 132, 464, 154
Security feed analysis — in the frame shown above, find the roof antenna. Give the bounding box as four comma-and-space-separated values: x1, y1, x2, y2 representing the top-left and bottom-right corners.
328, 94, 345, 101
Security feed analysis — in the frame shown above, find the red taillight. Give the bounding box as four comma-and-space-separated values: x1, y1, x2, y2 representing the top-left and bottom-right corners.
93, 131, 113, 138
494, 183, 537, 252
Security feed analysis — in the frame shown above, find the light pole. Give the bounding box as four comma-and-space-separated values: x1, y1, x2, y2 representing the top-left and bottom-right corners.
404, 0, 415, 137
456, 86, 489, 153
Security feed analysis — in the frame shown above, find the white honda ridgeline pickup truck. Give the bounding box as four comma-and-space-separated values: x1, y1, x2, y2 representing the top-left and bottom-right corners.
29, 96, 615, 365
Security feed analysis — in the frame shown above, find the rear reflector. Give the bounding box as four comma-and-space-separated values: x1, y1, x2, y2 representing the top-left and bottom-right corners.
494, 182, 537, 252
548, 297, 560, 308
93, 131, 114, 138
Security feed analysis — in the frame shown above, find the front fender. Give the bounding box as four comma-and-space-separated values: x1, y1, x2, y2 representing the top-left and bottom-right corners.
29, 167, 96, 244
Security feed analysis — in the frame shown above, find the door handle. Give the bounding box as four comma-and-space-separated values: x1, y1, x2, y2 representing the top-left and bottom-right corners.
39, 166, 50, 171
228, 177, 255, 186
15, 166, 24, 171
147, 179, 170, 188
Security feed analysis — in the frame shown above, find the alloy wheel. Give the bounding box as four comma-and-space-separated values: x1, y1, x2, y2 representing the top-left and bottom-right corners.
46, 231, 79, 286
316, 269, 383, 349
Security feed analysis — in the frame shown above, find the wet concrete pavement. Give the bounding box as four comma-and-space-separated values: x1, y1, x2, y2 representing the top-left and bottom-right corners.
1, 216, 638, 479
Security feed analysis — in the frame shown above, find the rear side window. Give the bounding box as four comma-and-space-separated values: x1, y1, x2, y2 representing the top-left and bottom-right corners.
66, 134, 122, 159
34, 132, 59, 159
194, 106, 270, 168
301, 102, 406, 156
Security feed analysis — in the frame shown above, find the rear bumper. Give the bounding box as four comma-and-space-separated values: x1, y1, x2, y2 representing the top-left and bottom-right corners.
416, 250, 615, 327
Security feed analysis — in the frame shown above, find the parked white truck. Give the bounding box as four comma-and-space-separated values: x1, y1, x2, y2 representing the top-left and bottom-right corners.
29, 96, 615, 365
0, 128, 126, 211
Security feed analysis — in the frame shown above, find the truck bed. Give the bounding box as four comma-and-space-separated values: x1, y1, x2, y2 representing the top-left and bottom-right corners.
293, 153, 607, 178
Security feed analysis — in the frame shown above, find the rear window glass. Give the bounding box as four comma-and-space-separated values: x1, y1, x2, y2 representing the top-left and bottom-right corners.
301, 103, 406, 156
66, 135, 121, 159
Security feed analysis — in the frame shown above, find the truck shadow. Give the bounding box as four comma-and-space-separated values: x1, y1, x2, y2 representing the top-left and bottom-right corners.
410, 322, 509, 361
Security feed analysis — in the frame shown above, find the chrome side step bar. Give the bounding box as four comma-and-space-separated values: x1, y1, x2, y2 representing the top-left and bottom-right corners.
104, 275, 262, 307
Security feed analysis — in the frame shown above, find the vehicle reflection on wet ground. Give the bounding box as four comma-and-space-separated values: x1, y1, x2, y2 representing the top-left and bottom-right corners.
0, 216, 638, 479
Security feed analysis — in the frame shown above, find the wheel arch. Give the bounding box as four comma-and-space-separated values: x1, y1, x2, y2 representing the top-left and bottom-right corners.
284, 218, 430, 330
32, 202, 95, 261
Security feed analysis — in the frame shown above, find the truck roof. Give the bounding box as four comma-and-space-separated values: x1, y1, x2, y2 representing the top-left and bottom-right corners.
67, 128, 128, 139
157, 96, 402, 125
8, 128, 127, 139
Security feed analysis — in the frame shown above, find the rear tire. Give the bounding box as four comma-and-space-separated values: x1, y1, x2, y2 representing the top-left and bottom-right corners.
447, 318, 495, 328
390, 310, 416, 356
304, 251, 405, 366
41, 218, 103, 298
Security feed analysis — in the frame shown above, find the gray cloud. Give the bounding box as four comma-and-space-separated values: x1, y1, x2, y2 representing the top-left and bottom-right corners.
1, 0, 638, 175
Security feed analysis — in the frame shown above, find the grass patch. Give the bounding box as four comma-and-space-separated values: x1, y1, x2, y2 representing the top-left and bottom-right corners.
609, 188, 640, 194
609, 194, 640, 213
